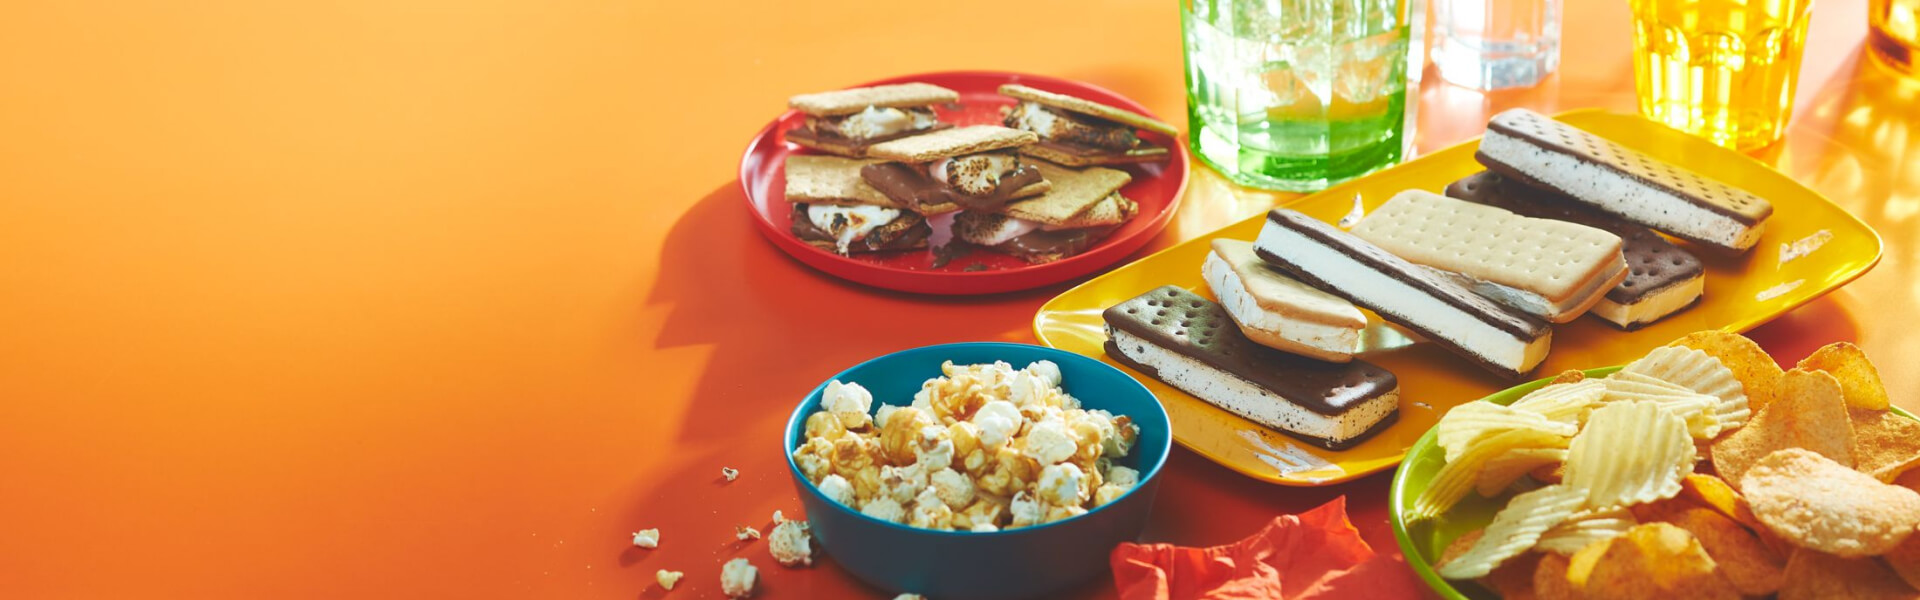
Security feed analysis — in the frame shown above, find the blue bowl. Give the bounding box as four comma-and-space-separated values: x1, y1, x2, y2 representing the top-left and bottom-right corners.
784, 342, 1171, 600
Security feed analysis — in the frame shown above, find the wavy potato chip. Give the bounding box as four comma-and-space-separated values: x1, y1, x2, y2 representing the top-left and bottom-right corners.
1480, 448, 1569, 497
1413, 428, 1571, 521
1668, 331, 1783, 413
1797, 341, 1891, 411
1508, 380, 1607, 425
1564, 402, 1695, 509
1850, 408, 1920, 482
1622, 345, 1751, 420
1711, 369, 1856, 485
1438, 402, 1579, 462
1574, 523, 1740, 600
1743, 448, 1920, 558
1437, 484, 1588, 579
1535, 507, 1635, 556
1779, 548, 1920, 600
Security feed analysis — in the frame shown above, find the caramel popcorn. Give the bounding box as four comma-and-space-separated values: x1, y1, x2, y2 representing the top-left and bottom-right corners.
791, 360, 1143, 532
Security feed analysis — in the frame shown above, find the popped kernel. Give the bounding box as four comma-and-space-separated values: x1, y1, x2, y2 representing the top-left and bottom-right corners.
721, 466, 740, 482
767, 519, 812, 567
929, 467, 975, 509
656, 569, 684, 590
632, 528, 659, 548
736, 525, 760, 541
720, 558, 758, 598
817, 474, 855, 507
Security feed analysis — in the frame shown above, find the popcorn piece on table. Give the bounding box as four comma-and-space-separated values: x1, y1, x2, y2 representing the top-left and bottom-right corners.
720, 558, 758, 598
768, 518, 813, 567
736, 525, 761, 541
721, 466, 740, 482
655, 569, 684, 591
631, 528, 659, 548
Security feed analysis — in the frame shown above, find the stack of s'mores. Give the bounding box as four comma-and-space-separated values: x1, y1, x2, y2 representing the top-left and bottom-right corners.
778, 81, 1176, 266
1103, 109, 1776, 450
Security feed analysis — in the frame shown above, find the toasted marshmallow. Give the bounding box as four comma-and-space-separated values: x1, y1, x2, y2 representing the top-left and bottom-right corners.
931, 153, 1022, 196
807, 204, 901, 254
819, 106, 939, 140
958, 214, 1041, 245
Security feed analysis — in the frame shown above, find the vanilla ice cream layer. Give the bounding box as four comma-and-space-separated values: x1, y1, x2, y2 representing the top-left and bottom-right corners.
1478, 131, 1764, 251
1590, 273, 1704, 328
1255, 224, 1551, 374
808, 204, 900, 254
1202, 252, 1359, 358
1109, 328, 1397, 444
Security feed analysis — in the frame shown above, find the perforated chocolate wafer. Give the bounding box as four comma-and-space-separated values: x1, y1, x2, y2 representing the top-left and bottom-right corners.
999, 84, 1179, 137
866, 126, 1038, 163
1255, 208, 1552, 380
1447, 171, 1705, 330
1475, 108, 1773, 254
783, 155, 899, 208
1103, 285, 1399, 449
787, 83, 958, 117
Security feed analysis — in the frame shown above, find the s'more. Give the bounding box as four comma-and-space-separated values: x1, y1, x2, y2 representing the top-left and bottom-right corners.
999, 84, 1180, 167
1349, 189, 1628, 323
1254, 209, 1552, 380
783, 155, 930, 255
785, 83, 958, 157
861, 126, 1051, 216
1474, 108, 1774, 254
954, 162, 1137, 264
1104, 285, 1400, 450
1447, 171, 1705, 330
1202, 239, 1367, 362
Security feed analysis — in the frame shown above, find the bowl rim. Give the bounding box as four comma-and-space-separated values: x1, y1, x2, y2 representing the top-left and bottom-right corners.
782, 341, 1173, 537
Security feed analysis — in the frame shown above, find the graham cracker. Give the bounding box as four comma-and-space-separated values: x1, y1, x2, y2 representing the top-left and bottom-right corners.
1350, 190, 1623, 302
1020, 143, 1170, 167
999, 84, 1178, 137
866, 126, 1037, 163
1002, 162, 1132, 225
787, 83, 958, 117
783, 155, 898, 208
1053, 193, 1137, 228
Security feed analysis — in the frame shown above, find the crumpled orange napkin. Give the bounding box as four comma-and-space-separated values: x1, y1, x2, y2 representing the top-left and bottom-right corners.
1110, 497, 1424, 600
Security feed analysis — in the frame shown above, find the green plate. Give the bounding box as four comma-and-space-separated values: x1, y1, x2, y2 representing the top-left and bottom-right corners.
1388, 366, 1916, 599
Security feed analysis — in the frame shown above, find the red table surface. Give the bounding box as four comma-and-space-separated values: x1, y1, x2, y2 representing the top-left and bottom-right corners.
0, 0, 1913, 598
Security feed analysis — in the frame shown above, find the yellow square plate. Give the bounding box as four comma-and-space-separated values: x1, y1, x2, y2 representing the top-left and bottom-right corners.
1031, 109, 1882, 486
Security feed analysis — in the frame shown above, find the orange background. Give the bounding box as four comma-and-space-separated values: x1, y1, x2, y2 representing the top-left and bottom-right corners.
1, 0, 1914, 598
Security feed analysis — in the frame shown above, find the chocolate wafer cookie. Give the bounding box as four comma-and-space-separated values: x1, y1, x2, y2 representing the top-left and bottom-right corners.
1254, 208, 1552, 380
1447, 171, 1705, 330
1103, 285, 1400, 450
1474, 108, 1772, 254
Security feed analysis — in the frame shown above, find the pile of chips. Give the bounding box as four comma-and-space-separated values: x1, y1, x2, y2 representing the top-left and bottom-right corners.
1419, 331, 1920, 599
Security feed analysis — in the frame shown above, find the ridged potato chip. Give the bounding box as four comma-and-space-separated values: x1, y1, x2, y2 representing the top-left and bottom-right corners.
1598, 376, 1724, 439
1743, 447, 1920, 558
1779, 548, 1920, 600
1634, 504, 1784, 596
1668, 331, 1783, 413
1797, 341, 1891, 411
1479, 448, 1570, 497
1564, 402, 1695, 509
1574, 523, 1740, 600
1535, 507, 1635, 555
1711, 369, 1855, 485
1621, 345, 1753, 431
1438, 402, 1579, 462
1437, 484, 1588, 579
1413, 428, 1571, 521
1508, 380, 1607, 425
1850, 407, 1920, 482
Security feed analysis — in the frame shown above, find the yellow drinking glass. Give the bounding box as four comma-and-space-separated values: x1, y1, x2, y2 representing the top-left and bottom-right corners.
1872, 0, 1920, 75
1630, 0, 1815, 152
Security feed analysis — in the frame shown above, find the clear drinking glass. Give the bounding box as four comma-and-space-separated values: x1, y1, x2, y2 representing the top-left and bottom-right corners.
1630, 0, 1815, 151
1432, 0, 1561, 89
1871, 0, 1920, 76
1182, 0, 1419, 192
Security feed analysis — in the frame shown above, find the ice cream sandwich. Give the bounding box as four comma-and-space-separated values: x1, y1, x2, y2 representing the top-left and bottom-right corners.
785, 83, 958, 157
1474, 108, 1773, 254
861, 126, 1051, 216
952, 162, 1137, 263
1201, 239, 1367, 362
1349, 189, 1628, 323
1254, 208, 1553, 380
1103, 285, 1400, 450
783, 155, 930, 255
1447, 171, 1705, 330
998, 84, 1179, 167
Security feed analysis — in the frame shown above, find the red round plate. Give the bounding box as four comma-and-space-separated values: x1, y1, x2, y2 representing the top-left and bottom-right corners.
741, 71, 1190, 295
